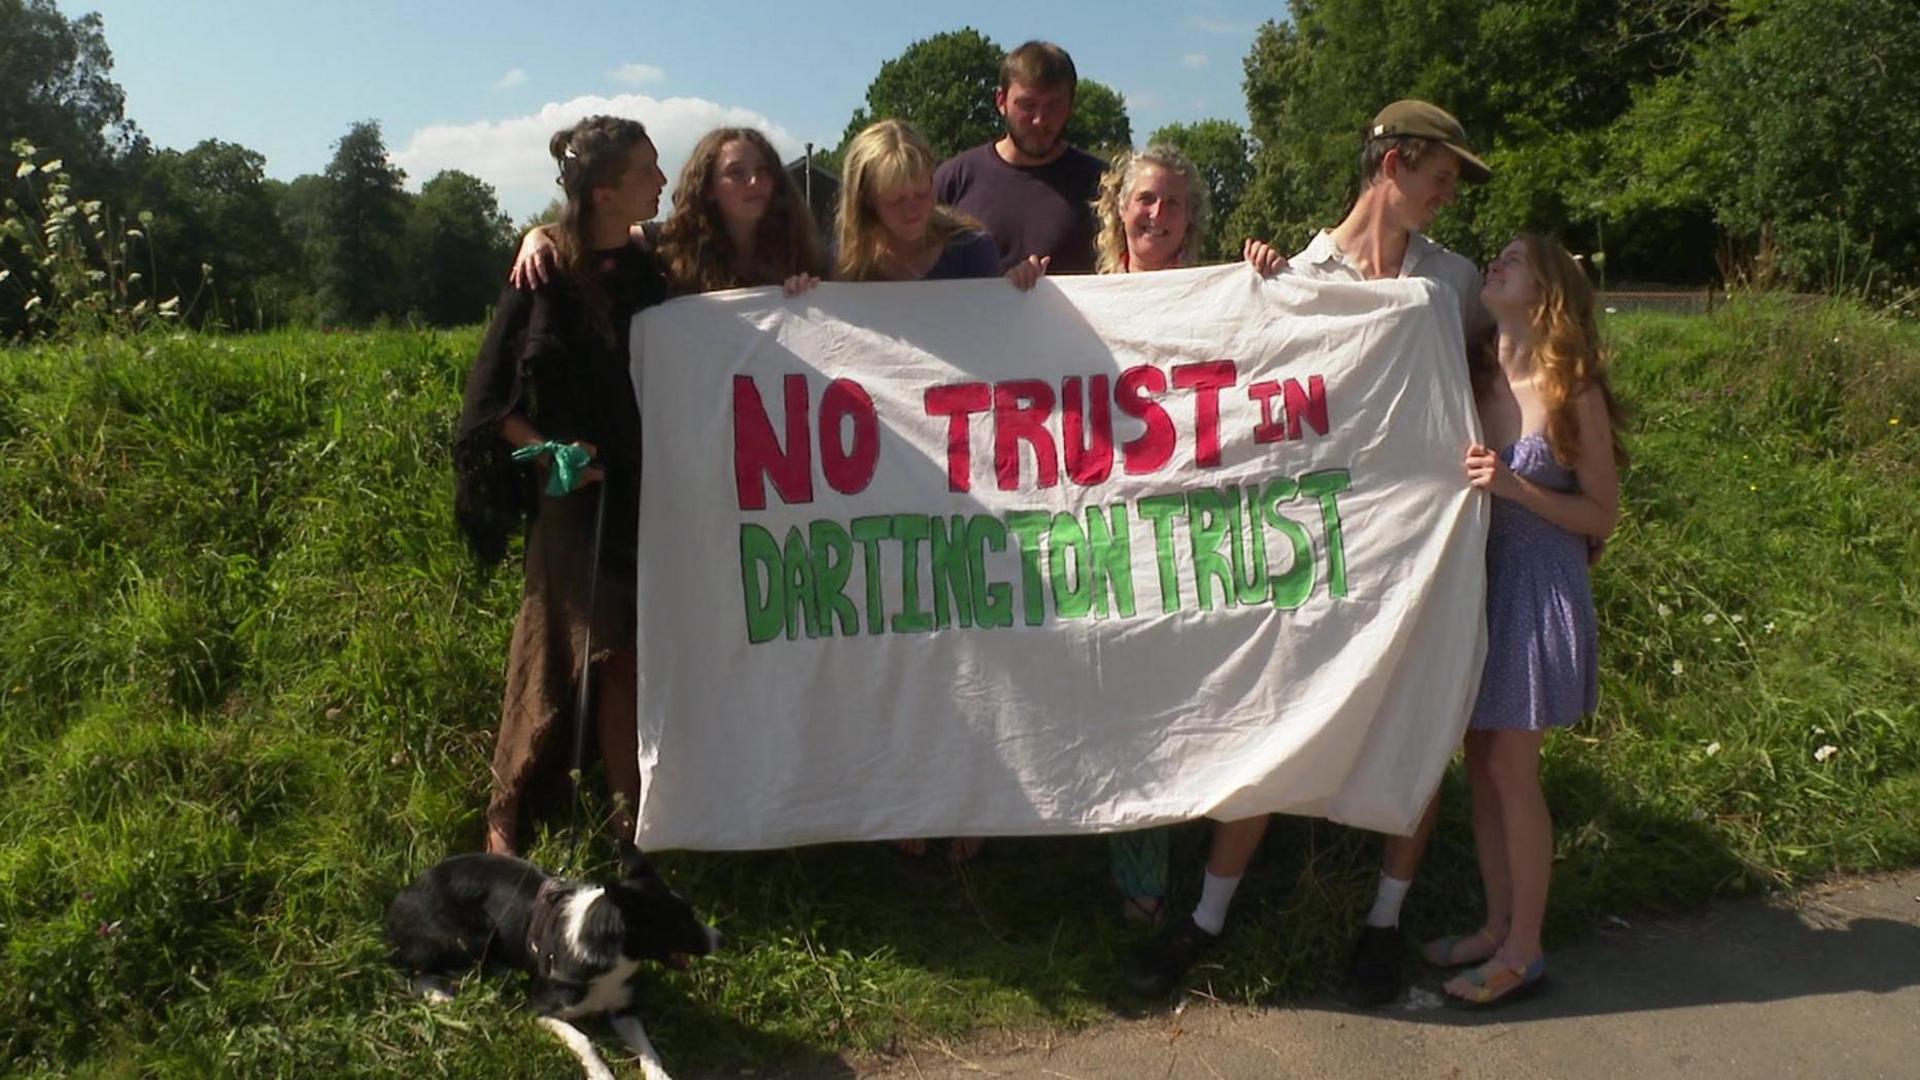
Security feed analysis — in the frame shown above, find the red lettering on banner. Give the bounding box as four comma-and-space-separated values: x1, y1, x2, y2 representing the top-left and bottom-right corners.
819, 378, 879, 495
733, 374, 813, 509
1250, 375, 1330, 444
1172, 361, 1237, 467
994, 380, 1058, 490
1284, 375, 1330, 440
925, 382, 991, 492
1116, 365, 1174, 475
1061, 375, 1114, 485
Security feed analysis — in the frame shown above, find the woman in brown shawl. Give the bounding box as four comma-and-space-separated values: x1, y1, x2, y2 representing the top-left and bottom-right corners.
453, 115, 668, 855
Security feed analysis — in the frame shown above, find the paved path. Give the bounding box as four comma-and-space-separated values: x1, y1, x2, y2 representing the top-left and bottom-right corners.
838, 870, 1920, 1080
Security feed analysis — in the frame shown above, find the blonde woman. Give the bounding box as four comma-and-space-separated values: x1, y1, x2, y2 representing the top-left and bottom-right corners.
1432, 233, 1624, 1007
799, 117, 1044, 292
1094, 145, 1294, 938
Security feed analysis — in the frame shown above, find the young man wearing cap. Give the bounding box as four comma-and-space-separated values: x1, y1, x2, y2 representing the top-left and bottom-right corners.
933, 40, 1107, 274
1127, 100, 1492, 1002
1299, 99, 1493, 1010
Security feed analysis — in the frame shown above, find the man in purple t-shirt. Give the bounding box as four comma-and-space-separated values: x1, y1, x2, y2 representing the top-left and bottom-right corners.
933, 40, 1107, 275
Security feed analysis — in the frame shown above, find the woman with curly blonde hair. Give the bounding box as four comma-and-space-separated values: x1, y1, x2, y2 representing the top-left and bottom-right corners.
1430, 233, 1625, 1007
1092, 144, 1209, 275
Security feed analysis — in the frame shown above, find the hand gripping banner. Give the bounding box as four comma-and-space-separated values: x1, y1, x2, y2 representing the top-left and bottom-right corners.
630, 265, 1486, 850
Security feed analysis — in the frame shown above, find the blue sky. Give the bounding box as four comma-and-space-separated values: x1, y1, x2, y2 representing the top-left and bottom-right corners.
65, 1, 1279, 221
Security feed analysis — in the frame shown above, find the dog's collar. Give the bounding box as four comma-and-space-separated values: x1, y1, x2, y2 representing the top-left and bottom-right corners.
526, 878, 569, 978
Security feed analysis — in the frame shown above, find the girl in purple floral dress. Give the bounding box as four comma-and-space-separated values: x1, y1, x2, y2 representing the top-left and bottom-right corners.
1433, 234, 1626, 1006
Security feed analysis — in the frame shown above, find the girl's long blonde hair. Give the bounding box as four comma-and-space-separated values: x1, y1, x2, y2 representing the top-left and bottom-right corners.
1093, 145, 1207, 275
658, 127, 823, 294
1518, 233, 1628, 469
834, 119, 977, 282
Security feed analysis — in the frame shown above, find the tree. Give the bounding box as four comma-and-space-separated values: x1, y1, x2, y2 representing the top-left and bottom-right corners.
0, 0, 138, 189
1150, 120, 1253, 261
406, 170, 512, 326
841, 28, 1004, 159
1231, 1, 1735, 280
317, 120, 410, 325
1064, 80, 1132, 159
1601, 0, 1920, 288
120, 139, 297, 327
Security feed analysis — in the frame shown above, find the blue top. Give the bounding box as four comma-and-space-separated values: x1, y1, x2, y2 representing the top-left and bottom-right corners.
923, 230, 1002, 281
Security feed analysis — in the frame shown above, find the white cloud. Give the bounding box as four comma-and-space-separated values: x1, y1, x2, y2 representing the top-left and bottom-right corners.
493, 68, 527, 90
609, 63, 666, 86
390, 93, 802, 222
1180, 53, 1210, 69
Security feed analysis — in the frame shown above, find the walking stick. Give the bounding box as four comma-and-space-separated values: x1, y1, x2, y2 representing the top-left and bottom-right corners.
563, 471, 609, 876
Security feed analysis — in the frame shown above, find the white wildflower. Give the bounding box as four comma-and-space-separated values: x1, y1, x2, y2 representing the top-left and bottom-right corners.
1657, 603, 1672, 617
1814, 744, 1838, 763
1670, 659, 1685, 676
1764, 621, 1777, 634
1730, 614, 1744, 624
1705, 741, 1721, 756
14, 161, 35, 178
1703, 612, 1718, 624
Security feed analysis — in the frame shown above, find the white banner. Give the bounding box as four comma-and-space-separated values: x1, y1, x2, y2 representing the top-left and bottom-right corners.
630, 264, 1486, 851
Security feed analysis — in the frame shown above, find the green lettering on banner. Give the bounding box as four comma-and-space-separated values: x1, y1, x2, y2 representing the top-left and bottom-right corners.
808, 519, 858, 637
890, 513, 934, 633
1261, 477, 1315, 609
1005, 510, 1052, 627
1300, 469, 1352, 598
739, 523, 784, 644
928, 514, 974, 629
1137, 494, 1186, 613
781, 526, 822, 638
1186, 487, 1235, 612
1085, 503, 1136, 618
967, 514, 1014, 628
1048, 511, 1092, 618
1229, 485, 1270, 605
850, 516, 891, 635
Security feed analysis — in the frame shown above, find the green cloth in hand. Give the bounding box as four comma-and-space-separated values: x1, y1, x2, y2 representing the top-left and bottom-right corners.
511, 441, 595, 496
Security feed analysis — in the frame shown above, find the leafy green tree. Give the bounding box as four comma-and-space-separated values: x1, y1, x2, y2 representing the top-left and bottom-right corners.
1601, 0, 1920, 288
842, 28, 1004, 158
1064, 80, 1132, 158
317, 120, 410, 325
121, 139, 297, 327
405, 170, 512, 326
0, 0, 138, 189
1232, 1, 1732, 279
1150, 119, 1253, 261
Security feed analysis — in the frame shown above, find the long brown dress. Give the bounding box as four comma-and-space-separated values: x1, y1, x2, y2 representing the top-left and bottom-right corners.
452, 243, 668, 830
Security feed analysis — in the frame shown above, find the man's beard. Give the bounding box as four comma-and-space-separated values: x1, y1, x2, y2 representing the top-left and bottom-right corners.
1004, 121, 1062, 161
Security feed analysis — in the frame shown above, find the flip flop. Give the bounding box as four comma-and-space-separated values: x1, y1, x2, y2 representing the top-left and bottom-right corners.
1422, 927, 1500, 968
1119, 894, 1168, 927
1444, 954, 1547, 1008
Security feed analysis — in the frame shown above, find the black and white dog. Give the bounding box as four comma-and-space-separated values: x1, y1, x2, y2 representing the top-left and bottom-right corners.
386, 845, 720, 1080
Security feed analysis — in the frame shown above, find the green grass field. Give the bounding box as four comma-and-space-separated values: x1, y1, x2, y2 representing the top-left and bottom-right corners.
2, 296, 1916, 1077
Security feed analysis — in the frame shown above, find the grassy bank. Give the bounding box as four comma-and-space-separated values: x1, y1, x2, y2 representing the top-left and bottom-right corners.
2, 296, 1916, 1076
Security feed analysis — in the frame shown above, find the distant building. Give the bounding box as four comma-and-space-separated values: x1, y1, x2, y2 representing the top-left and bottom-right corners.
786, 151, 839, 239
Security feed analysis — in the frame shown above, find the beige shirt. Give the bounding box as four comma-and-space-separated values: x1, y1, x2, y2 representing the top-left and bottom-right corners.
1293, 229, 1492, 343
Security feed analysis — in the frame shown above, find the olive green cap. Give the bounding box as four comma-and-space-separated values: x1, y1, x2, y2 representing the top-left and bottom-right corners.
1368, 100, 1492, 183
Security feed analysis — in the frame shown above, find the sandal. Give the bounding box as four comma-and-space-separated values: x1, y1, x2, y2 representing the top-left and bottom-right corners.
1422, 927, 1501, 968
1119, 894, 1167, 927
1443, 953, 1547, 1008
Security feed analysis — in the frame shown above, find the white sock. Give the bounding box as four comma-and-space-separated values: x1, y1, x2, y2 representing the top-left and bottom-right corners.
1366, 874, 1413, 928
1190, 872, 1241, 936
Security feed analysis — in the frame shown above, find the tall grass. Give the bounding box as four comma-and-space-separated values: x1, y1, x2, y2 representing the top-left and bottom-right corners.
1, 297, 1915, 1076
